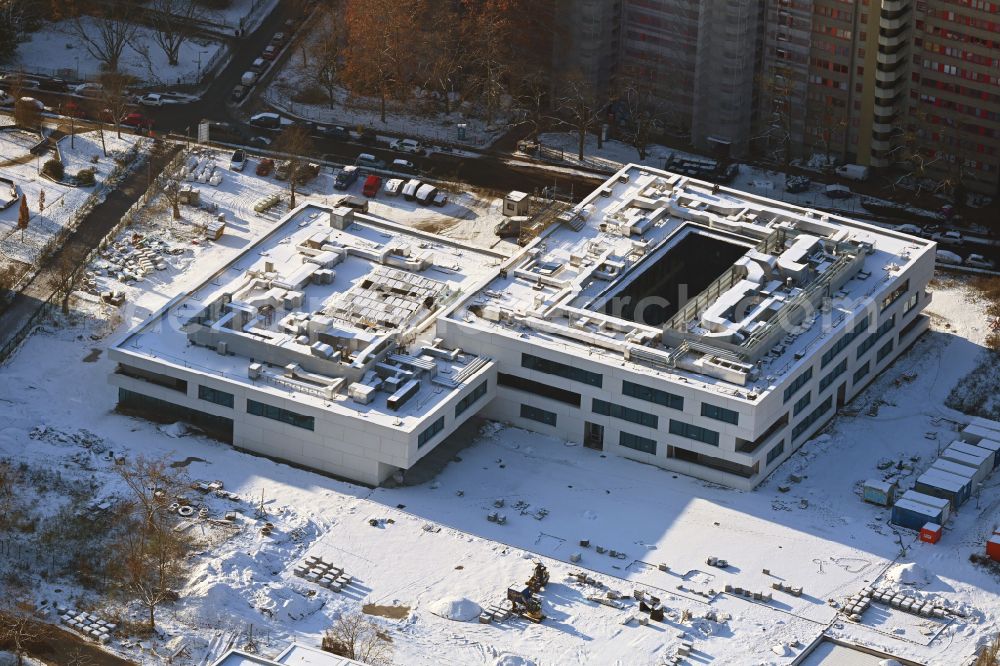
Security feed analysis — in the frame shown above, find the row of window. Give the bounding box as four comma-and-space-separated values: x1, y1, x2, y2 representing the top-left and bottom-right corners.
876, 339, 895, 363
455, 380, 488, 417
857, 315, 896, 358
792, 396, 833, 441
819, 358, 848, 393
498, 373, 581, 406
784, 368, 814, 403
821, 315, 871, 368
793, 391, 812, 416
620, 431, 657, 455
669, 420, 720, 447
880, 280, 909, 313
593, 398, 658, 428
623, 380, 684, 411
521, 403, 557, 426
766, 440, 786, 465
701, 402, 739, 425
522, 353, 603, 388
417, 416, 445, 448
247, 399, 315, 431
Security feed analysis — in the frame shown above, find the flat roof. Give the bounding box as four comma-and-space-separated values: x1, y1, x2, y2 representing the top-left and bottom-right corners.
445, 164, 934, 398
115, 203, 500, 430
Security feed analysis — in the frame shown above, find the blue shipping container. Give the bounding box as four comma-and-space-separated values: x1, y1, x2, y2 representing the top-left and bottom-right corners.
891, 498, 942, 531
914, 469, 971, 508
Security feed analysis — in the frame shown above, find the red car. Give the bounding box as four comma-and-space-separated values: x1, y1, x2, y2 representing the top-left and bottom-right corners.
262, 45, 278, 61
123, 112, 153, 129
362, 174, 381, 197
256, 158, 275, 176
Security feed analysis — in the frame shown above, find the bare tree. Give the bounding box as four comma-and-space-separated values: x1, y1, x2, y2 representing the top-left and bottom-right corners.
462, 0, 514, 126
0, 599, 42, 666
0, 1, 29, 61
512, 69, 553, 142
417, 3, 465, 115
100, 73, 133, 139
46, 249, 81, 314
109, 455, 191, 631
273, 126, 313, 209
556, 73, 602, 161
159, 178, 183, 220
342, 0, 414, 124
310, 4, 345, 110
322, 613, 393, 666
619, 78, 660, 161
68, 4, 138, 73
150, 0, 204, 66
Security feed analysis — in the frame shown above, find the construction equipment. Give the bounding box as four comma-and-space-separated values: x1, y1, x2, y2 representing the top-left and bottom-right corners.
526, 561, 550, 592
507, 586, 544, 623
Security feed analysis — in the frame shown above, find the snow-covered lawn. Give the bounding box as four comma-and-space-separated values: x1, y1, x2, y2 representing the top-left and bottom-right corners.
0, 152, 998, 665
266, 30, 505, 148
206, 0, 280, 33
12, 18, 224, 86
0, 127, 142, 268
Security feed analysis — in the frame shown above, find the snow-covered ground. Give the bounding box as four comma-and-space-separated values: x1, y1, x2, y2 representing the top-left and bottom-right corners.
0, 127, 142, 268
0, 152, 998, 665
206, 0, 280, 33
12, 18, 224, 85
265, 30, 505, 148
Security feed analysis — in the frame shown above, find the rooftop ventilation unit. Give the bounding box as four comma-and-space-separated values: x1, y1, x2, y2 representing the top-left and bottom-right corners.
387, 379, 420, 411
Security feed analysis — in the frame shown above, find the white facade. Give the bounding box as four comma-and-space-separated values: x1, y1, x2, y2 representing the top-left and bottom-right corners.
111, 167, 933, 490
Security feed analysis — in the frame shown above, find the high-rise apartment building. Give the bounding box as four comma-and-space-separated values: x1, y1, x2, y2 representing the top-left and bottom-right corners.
619, 0, 764, 158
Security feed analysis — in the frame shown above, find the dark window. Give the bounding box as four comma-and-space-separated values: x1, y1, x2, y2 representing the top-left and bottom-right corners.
880, 279, 909, 313
418, 415, 445, 448
792, 396, 833, 441
455, 380, 488, 417
858, 315, 895, 358
736, 412, 789, 453
876, 339, 894, 363
793, 392, 812, 416
701, 402, 739, 425
853, 361, 870, 384
667, 444, 757, 478
821, 315, 871, 367
116, 364, 188, 393
199, 385, 234, 408
819, 358, 848, 392
593, 398, 658, 428
766, 440, 786, 465
622, 380, 684, 410
899, 313, 922, 339
522, 353, 602, 388
498, 373, 581, 406
619, 431, 657, 455
246, 399, 315, 431
521, 404, 557, 426
118, 389, 233, 442
783, 368, 813, 403
669, 419, 720, 446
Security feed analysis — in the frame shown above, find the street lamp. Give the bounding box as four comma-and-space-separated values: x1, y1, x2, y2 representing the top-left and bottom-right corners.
74, 56, 80, 80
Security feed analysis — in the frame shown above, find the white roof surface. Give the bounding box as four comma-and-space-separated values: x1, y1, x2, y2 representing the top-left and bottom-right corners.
212, 645, 365, 666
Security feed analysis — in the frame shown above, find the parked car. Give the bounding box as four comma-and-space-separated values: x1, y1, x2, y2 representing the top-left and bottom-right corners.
122, 112, 153, 129
231, 85, 248, 101
230, 149, 246, 172
249, 112, 283, 129
241, 71, 258, 87
295, 162, 321, 185
74, 82, 103, 97
389, 137, 425, 155
835, 164, 870, 181
401, 179, 421, 200
262, 45, 278, 61
335, 194, 369, 213
895, 224, 924, 236
415, 183, 437, 206
334, 165, 359, 190
256, 158, 275, 176
936, 250, 962, 265
248, 135, 272, 148
432, 191, 449, 207
138, 93, 168, 106
362, 174, 381, 197
391, 158, 417, 174
249, 58, 268, 73
931, 230, 963, 245
270, 32, 286, 45
355, 153, 385, 169
315, 124, 351, 140
824, 184, 852, 199
37, 78, 68, 93
275, 160, 292, 180
965, 253, 996, 270
383, 178, 403, 196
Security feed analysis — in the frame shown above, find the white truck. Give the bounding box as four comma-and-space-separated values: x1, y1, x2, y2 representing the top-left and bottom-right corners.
835, 164, 870, 181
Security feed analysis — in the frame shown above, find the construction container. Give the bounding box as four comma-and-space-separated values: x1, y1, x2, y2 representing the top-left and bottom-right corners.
988, 535, 1000, 562
862, 479, 896, 506
891, 497, 943, 531
902, 490, 951, 523
914, 469, 971, 508
970, 438, 1000, 469
919, 523, 942, 544
931, 458, 976, 483
941, 442, 993, 483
